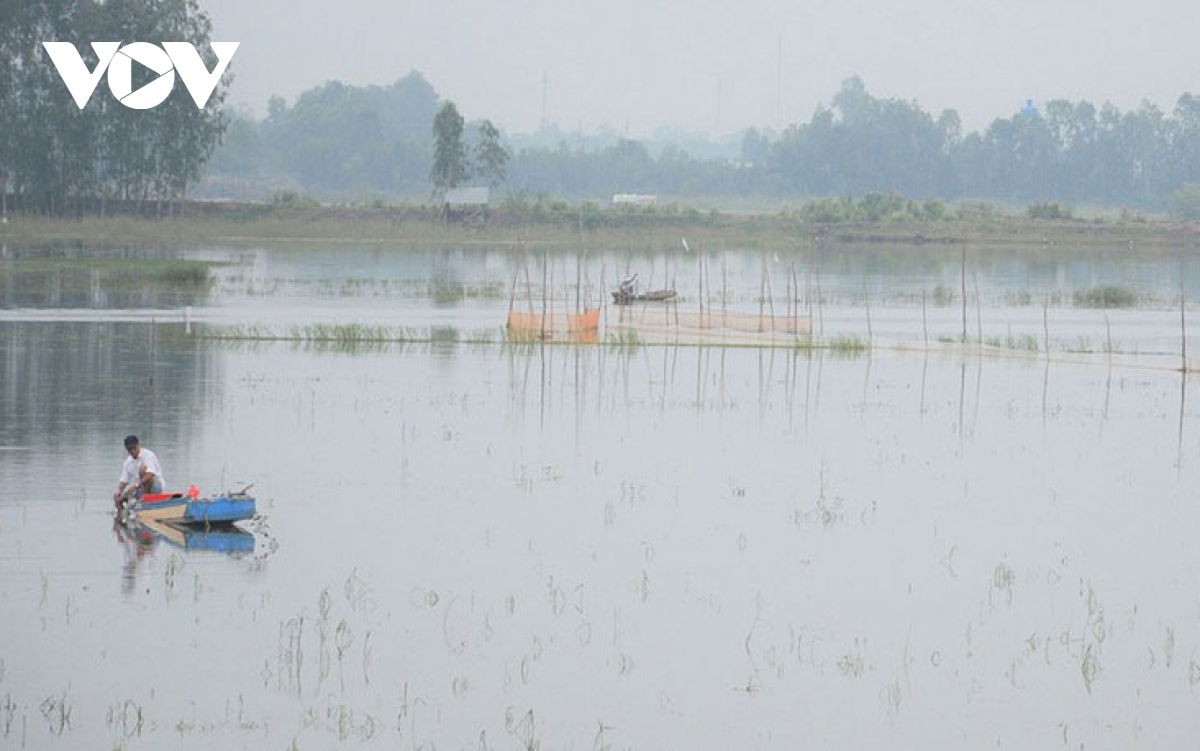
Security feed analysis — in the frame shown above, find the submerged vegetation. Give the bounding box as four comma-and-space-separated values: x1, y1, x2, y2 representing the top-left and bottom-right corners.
0, 255, 215, 289
199, 323, 498, 350
1073, 285, 1139, 309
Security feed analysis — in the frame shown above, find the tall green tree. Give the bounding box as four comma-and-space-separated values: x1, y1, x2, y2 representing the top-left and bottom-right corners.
472, 119, 509, 188
0, 0, 231, 214
430, 100, 467, 195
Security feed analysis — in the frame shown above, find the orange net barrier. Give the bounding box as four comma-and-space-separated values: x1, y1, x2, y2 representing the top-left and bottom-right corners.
507, 308, 600, 342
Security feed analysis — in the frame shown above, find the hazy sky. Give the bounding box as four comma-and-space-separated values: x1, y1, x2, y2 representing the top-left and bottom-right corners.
201, 0, 1196, 138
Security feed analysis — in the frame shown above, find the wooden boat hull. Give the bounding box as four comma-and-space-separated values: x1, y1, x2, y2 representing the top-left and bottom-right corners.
132, 492, 257, 525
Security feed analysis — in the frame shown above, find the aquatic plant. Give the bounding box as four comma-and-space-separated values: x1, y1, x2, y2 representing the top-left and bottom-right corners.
929, 284, 956, 306
826, 334, 869, 355
1026, 201, 1074, 220
1073, 285, 1137, 309
984, 333, 1040, 352
429, 326, 459, 344
606, 330, 643, 349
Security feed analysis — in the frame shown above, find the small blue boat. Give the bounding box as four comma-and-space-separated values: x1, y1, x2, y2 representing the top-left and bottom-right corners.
131, 488, 257, 526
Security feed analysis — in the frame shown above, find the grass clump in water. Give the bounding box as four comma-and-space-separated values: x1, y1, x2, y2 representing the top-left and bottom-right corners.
292, 323, 393, 342
826, 334, 869, 355
984, 333, 1040, 351
1073, 285, 1137, 309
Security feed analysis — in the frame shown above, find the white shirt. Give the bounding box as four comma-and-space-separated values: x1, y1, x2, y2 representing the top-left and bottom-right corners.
120, 447, 165, 488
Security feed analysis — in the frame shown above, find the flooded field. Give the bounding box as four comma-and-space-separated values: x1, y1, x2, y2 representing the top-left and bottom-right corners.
2, 242, 1200, 749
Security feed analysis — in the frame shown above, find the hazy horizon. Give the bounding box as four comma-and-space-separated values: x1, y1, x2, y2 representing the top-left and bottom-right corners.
205, 0, 1194, 139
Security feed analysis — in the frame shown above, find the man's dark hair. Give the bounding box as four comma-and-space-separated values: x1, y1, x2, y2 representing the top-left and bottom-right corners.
124, 435, 139, 449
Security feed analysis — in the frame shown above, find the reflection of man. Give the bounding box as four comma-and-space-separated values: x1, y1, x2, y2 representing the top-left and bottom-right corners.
113, 434, 165, 510
112, 517, 156, 595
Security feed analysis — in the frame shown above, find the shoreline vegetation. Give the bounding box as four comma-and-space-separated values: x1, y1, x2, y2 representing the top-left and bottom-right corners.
2, 196, 1200, 252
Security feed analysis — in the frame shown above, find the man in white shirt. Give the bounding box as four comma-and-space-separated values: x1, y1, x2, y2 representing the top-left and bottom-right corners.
113, 434, 165, 509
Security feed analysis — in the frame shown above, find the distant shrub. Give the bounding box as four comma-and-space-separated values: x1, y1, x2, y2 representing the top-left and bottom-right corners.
954, 200, 1001, 221
1074, 285, 1137, 309
1168, 183, 1200, 220
922, 198, 949, 221
271, 189, 319, 208
799, 198, 850, 224
929, 284, 956, 306
153, 260, 211, 286
1026, 201, 1073, 220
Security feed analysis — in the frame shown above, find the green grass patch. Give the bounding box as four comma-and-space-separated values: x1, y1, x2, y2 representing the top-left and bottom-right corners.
1073, 285, 1138, 309
825, 334, 870, 355
984, 333, 1041, 351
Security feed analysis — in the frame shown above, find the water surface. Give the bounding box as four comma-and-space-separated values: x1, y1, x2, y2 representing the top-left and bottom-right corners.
2, 243, 1199, 750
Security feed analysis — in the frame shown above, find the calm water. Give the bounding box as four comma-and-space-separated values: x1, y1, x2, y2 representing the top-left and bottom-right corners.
2, 243, 1200, 750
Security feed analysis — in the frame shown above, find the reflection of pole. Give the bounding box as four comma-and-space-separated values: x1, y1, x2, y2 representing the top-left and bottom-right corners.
1041, 357, 1049, 427
919, 352, 928, 416
804, 347, 813, 436
539, 334, 546, 429
958, 359, 966, 449
1178, 369, 1186, 476
1102, 361, 1112, 433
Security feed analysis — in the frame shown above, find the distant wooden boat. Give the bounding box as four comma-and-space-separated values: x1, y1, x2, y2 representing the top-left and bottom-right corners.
611, 273, 676, 305
611, 288, 677, 305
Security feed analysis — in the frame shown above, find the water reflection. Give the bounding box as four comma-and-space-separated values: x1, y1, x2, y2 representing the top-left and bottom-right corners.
0, 320, 223, 496
113, 516, 156, 596
0, 247, 215, 310
112, 515, 257, 595
7, 243, 1200, 750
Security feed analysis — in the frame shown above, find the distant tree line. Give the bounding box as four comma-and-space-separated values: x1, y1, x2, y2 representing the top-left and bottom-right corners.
205, 74, 439, 199
0, 0, 230, 215
202, 76, 1200, 215
757, 77, 1200, 211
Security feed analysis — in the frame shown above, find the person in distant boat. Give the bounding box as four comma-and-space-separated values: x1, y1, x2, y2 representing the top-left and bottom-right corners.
113, 434, 165, 509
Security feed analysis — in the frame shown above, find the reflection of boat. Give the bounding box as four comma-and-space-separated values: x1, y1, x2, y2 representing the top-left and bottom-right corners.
131, 488, 257, 525
611, 273, 676, 305
134, 517, 255, 553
